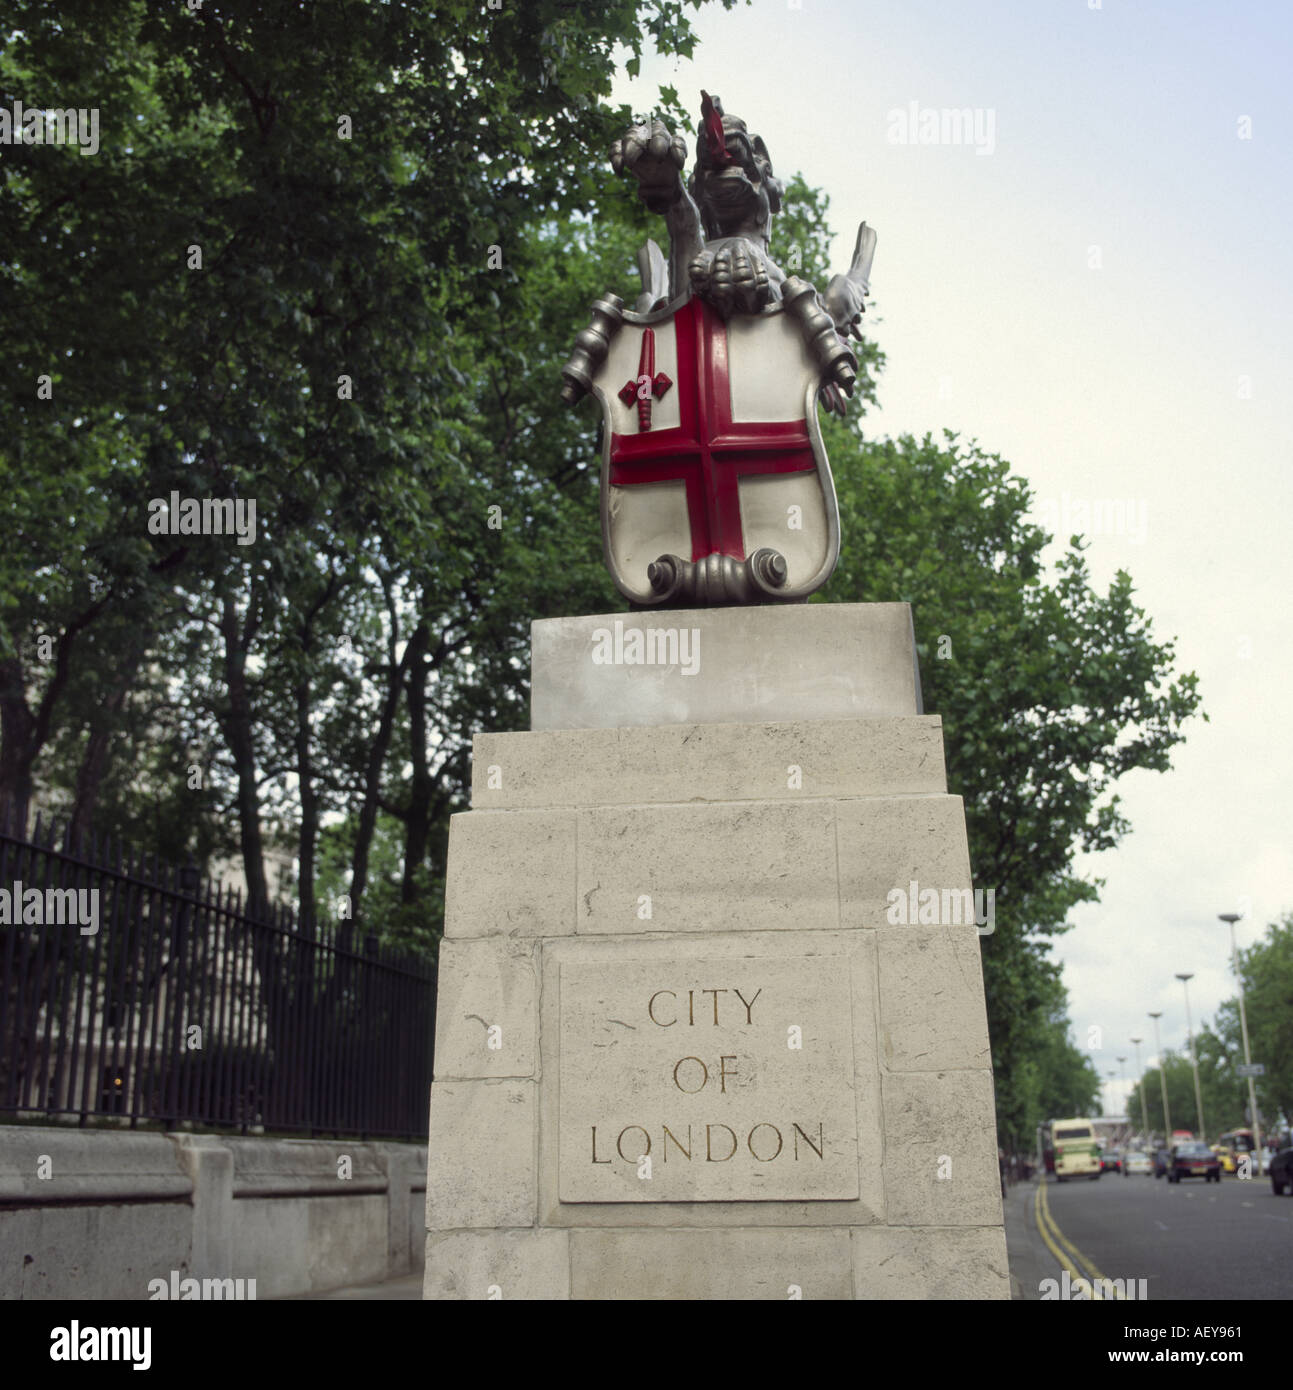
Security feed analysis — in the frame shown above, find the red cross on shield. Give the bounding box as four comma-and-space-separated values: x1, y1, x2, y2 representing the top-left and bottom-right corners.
590, 294, 839, 605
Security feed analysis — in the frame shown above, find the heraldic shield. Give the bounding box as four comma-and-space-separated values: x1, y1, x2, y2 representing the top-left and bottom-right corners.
586, 292, 841, 607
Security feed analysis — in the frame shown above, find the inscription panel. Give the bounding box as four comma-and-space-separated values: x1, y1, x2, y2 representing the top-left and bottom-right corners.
558, 957, 859, 1202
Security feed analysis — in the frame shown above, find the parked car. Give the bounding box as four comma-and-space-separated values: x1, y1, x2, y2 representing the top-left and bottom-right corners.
1270, 1145, 1293, 1196
1168, 1141, 1222, 1183
1124, 1150, 1153, 1175
1153, 1148, 1172, 1178
1101, 1149, 1124, 1174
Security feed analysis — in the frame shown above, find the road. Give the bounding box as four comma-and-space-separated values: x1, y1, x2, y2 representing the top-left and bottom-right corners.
1006, 1168, 1293, 1300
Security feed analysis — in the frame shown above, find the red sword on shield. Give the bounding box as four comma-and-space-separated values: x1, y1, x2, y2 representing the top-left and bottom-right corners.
618, 328, 672, 431
609, 299, 817, 562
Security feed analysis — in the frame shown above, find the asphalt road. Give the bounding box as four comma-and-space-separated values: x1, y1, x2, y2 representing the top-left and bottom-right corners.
1007, 1168, 1293, 1300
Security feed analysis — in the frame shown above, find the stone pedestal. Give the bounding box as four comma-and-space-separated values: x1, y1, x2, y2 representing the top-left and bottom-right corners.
424, 603, 1008, 1300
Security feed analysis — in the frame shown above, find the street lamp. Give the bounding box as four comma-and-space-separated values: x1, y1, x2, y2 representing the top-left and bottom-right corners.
1220, 912, 1263, 1174
1130, 1036, 1150, 1140
1116, 1056, 1127, 1142
1148, 1011, 1172, 1142
1176, 972, 1207, 1142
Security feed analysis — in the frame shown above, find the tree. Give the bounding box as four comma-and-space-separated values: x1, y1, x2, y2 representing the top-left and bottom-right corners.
816, 426, 1203, 1148
1, 0, 733, 919
1028, 982, 1103, 1129
1211, 916, 1293, 1132
1239, 917, 1293, 1126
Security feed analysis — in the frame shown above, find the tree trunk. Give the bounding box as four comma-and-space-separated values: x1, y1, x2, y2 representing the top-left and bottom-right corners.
401, 626, 432, 905
295, 669, 317, 934
220, 592, 268, 912
69, 641, 146, 846
0, 655, 36, 818
351, 615, 426, 924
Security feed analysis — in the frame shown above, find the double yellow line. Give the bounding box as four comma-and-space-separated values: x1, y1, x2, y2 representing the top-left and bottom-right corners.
1034, 1178, 1127, 1300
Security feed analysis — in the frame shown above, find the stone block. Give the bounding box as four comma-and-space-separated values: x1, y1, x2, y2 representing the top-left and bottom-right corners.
569, 1228, 853, 1299
837, 796, 973, 929
433, 938, 538, 1080
443, 809, 575, 938
851, 1226, 1010, 1299
876, 926, 992, 1071
425, 1229, 570, 1300
172, 1135, 234, 1281
531, 602, 922, 730
536, 932, 885, 1228
576, 800, 836, 934
881, 1071, 1003, 1226
426, 1080, 536, 1230
471, 717, 949, 809
227, 1137, 385, 1197
0, 1203, 193, 1301
557, 956, 858, 1203
0, 1127, 190, 1204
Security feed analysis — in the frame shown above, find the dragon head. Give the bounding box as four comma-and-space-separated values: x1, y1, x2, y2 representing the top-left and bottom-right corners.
689, 91, 783, 245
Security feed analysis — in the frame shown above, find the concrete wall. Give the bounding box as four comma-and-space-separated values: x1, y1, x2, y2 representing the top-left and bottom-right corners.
0, 1127, 426, 1300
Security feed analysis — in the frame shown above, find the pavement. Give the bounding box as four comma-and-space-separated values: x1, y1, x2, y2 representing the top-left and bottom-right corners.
282, 1271, 424, 1300
1003, 1176, 1052, 1300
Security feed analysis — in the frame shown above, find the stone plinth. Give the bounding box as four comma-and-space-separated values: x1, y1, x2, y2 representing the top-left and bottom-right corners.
530, 602, 923, 730
425, 603, 1007, 1300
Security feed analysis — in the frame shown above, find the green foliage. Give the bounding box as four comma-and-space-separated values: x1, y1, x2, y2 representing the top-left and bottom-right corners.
1233, 917, 1293, 1125
1019, 981, 1102, 1126
1137, 1041, 1243, 1144
1135, 916, 1293, 1141
816, 427, 1204, 1147
0, 0, 732, 952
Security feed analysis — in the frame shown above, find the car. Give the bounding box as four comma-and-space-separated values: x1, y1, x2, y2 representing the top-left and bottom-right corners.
1101, 1149, 1124, 1174
1271, 1145, 1293, 1196
1124, 1150, 1153, 1175
1153, 1148, 1172, 1178
1212, 1145, 1238, 1174
1168, 1141, 1222, 1183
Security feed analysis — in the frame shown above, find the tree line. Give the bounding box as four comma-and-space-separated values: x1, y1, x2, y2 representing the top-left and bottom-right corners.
1130, 918, 1293, 1144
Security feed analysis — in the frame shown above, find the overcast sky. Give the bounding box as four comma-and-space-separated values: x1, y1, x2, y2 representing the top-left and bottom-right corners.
607, 0, 1293, 1119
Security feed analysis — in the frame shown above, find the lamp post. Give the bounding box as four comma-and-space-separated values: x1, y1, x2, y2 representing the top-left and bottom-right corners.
1148, 1011, 1171, 1142
1116, 1056, 1127, 1144
1220, 912, 1263, 1174
1130, 1036, 1150, 1140
1175, 972, 1206, 1142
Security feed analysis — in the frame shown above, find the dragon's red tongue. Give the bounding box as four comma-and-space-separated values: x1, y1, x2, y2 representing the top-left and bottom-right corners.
700, 89, 732, 166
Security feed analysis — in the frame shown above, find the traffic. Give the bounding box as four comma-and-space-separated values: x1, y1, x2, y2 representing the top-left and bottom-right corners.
1019, 1117, 1293, 1301
1039, 1119, 1289, 1190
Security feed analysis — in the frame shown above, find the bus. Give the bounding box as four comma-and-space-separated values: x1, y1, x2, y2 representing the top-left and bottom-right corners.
1050, 1118, 1101, 1181
1214, 1128, 1258, 1174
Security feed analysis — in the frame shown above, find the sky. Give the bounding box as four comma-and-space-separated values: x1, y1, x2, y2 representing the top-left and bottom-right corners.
607, 0, 1293, 1121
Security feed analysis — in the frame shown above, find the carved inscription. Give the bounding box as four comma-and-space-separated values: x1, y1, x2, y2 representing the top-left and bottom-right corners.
558, 958, 858, 1202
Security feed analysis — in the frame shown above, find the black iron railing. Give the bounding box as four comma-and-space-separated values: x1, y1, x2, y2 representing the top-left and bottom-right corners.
0, 804, 436, 1139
